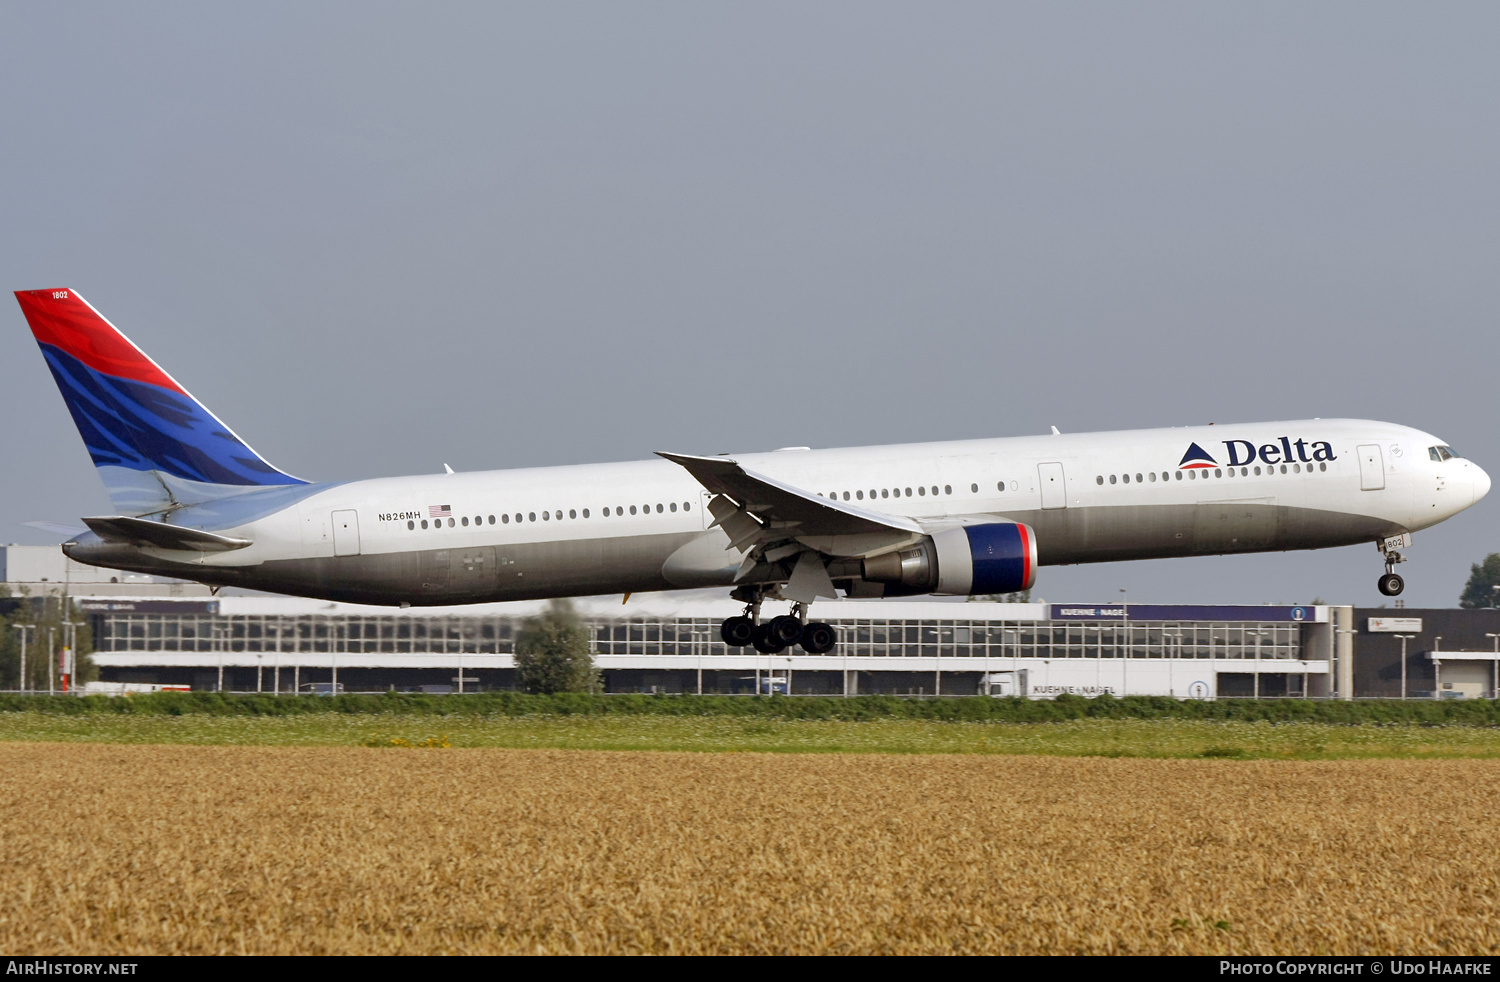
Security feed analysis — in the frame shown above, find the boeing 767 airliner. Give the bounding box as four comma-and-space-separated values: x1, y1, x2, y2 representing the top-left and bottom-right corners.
14, 288, 1490, 654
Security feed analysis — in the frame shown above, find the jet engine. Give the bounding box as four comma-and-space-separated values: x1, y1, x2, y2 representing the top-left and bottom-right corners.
861, 522, 1036, 597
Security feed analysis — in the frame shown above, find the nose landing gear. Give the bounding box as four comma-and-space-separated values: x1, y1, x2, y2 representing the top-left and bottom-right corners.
1377, 545, 1407, 597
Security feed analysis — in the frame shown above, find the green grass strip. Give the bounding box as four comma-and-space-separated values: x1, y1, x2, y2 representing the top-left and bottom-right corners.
2, 691, 1500, 725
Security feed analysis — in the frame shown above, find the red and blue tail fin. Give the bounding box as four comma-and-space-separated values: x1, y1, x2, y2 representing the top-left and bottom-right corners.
14, 289, 306, 515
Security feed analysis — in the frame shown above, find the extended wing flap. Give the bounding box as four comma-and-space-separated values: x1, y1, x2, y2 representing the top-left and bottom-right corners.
656, 452, 923, 538
81, 516, 252, 552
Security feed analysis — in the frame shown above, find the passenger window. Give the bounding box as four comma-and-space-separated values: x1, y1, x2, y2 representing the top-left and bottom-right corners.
603, 507, 610, 516
856, 491, 864, 500
684, 502, 691, 511
630, 505, 637, 515
570, 509, 577, 519
421, 520, 428, 529
999, 482, 1006, 492
1096, 476, 1103, 485
488, 515, 495, 524
881, 489, 889, 498
1292, 464, 1300, 474
931, 486, 939, 496
529, 512, 536, 522
656, 504, 663, 513
1319, 462, 1327, 472
461, 517, 469, 526
502, 514, 509, 524
843, 492, 850, 501
944, 485, 952, 495
905, 488, 912, 496
447, 518, 455, 527
917, 487, 925, 496
1109, 474, 1117, 485
970, 483, 978, 493
1135, 473, 1143, 483
670, 502, 677, 512
1213, 469, 1221, 478
582, 509, 589, 518
1280, 465, 1287, 474
407, 520, 415, 530
542, 511, 549, 521
1148, 472, 1156, 482
1122, 474, 1130, 484
1189, 471, 1196, 480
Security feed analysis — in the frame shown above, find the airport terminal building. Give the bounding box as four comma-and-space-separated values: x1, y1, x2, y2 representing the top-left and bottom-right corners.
5, 545, 1498, 698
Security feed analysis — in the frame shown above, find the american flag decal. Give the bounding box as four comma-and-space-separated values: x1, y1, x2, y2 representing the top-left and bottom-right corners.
429, 504, 452, 518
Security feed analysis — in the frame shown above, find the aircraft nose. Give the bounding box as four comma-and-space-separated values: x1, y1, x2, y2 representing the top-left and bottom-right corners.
1473, 462, 1492, 505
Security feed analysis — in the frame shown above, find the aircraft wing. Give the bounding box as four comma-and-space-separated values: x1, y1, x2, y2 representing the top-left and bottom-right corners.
656, 452, 923, 539
81, 516, 252, 552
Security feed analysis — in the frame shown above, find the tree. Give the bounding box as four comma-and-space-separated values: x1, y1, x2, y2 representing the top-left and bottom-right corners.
1459, 553, 1500, 608
0, 589, 97, 691
514, 599, 600, 694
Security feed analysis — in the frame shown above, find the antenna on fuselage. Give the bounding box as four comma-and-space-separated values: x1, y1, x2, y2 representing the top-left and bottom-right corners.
1050, 426, 1060, 435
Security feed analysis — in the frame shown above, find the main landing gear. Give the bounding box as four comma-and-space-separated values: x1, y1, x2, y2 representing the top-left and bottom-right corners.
1378, 546, 1407, 597
719, 593, 838, 654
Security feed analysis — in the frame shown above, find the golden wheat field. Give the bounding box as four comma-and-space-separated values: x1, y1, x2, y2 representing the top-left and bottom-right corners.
2, 743, 1497, 955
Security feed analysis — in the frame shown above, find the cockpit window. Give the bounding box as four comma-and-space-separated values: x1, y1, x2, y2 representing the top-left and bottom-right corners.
1430, 446, 1460, 462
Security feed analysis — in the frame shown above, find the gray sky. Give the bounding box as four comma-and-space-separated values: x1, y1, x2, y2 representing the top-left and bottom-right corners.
2, 2, 1496, 608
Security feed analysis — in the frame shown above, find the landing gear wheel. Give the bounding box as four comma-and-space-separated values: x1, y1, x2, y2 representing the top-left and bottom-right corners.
799, 622, 837, 654
1378, 573, 1405, 597
720, 616, 756, 648
751, 623, 786, 654
766, 615, 804, 649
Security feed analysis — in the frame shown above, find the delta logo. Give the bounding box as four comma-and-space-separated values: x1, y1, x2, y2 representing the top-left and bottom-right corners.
1178, 437, 1339, 469
1178, 443, 1217, 471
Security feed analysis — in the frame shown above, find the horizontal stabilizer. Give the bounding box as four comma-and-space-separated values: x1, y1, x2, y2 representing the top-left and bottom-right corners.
21, 521, 87, 536
81, 516, 252, 552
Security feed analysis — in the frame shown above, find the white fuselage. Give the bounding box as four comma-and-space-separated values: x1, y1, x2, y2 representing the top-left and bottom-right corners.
64, 418, 1490, 605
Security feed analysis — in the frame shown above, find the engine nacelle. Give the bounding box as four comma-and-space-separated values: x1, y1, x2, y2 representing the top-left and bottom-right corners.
861, 522, 1036, 596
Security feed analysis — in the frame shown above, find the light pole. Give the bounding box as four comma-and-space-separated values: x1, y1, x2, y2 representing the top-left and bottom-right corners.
693, 629, 706, 696
1486, 634, 1500, 699
12, 625, 33, 693
1394, 635, 1416, 700
46, 627, 54, 695
1245, 630, 1269, 699
1163, 630, 1183, 697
